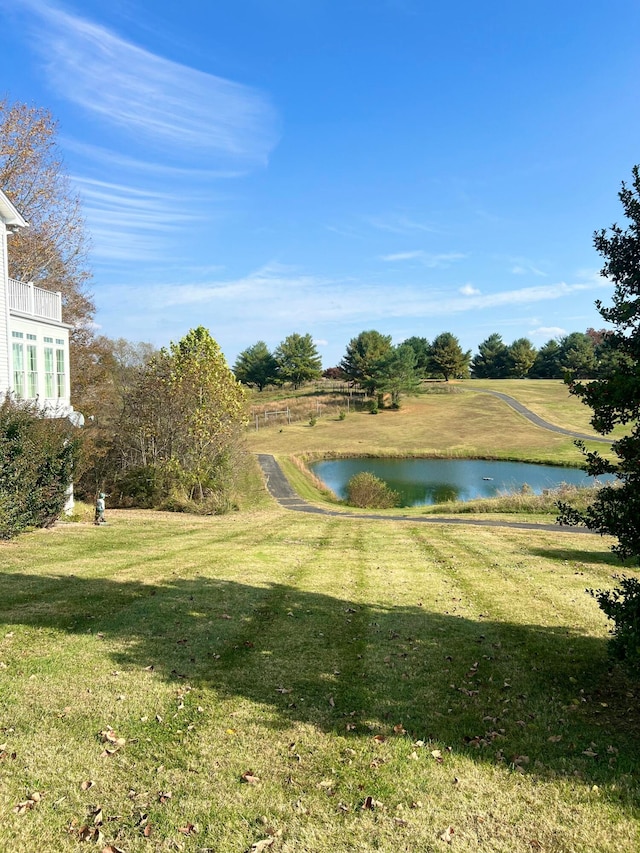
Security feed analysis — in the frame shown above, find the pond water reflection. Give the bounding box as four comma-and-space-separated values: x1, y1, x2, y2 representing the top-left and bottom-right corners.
310, 458, 610, 507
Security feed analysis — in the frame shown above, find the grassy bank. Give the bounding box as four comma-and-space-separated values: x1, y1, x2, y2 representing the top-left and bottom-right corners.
1, 511, 639, 852
246, 380, 616, 517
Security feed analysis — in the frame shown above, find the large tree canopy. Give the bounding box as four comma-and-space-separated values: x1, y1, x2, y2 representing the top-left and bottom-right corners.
1, 98, 96, 407
340, 330, 394, 394
558, 166, 640, 560
0, 98, 93, 332
274, 333, 322, 388
429, 332, 471, 381
233, 341, 279, 391
471, 333, 509, 378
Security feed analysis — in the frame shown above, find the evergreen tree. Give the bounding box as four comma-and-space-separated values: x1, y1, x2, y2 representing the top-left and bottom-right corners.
471, 333, 509, 378
557, 166, 640, 559
274, 333, 322, 388
530, 339, 563, 378
507, 337, 537, 378
429, 332, 471, 381
233, 341, 279, 391
340, 330, 394, 395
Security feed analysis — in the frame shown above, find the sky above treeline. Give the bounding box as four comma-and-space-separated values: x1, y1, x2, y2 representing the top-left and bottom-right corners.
2, 0, 640, 368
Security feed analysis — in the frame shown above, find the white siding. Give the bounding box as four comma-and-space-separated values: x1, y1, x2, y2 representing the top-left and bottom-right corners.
0, 224, 10, 393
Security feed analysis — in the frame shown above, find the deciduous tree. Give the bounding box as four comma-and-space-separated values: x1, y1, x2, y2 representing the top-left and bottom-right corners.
0, 98, 94, 397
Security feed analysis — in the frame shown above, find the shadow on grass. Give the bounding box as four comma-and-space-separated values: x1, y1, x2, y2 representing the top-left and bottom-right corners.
527, 545, 639, 568
1, 570, 639, 808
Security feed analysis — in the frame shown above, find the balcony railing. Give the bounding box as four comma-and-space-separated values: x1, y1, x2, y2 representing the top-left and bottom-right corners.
8, 278, 62, 323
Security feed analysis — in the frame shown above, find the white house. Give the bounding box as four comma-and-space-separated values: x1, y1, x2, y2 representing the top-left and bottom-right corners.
0, 188, 80, 416
1, 188, 82, 509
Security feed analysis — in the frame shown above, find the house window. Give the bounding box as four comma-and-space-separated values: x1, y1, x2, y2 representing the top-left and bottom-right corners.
56, 348, 65, 398
27, 333, 37, 341
44, 348, 54, 398
12, 341, 24, 398
44, 336, 53, 343
26, 345, 38, 398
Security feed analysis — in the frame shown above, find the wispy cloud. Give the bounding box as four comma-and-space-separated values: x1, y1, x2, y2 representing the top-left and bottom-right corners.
367, 214, 439, 235
508, 257, 548, 277
380, 250, 466, 267
22, 0, 279, 165
459, 283, 480, 296
104, 268, 608, 326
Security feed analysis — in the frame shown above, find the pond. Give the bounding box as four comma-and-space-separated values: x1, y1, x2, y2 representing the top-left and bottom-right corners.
310, 457, 612, 507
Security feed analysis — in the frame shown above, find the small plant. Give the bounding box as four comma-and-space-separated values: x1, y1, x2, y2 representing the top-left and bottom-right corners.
338, 410, 346, 421
309, 415, 317, 427
368, 400, 378, 415
346, 471, 398, 508
588, 575, 640, 669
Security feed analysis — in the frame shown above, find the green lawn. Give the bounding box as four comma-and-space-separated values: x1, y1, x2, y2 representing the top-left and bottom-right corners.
1, 508, 639, 852
1, 380, 638, 852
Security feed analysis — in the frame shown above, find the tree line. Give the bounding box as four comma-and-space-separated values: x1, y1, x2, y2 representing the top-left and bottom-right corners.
232, 327, 621, 403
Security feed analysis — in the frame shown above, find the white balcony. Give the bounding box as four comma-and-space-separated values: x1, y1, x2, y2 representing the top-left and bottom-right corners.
8, 278, 62, 323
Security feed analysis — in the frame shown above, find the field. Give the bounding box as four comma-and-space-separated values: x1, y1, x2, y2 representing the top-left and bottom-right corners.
1, 381, 638, 852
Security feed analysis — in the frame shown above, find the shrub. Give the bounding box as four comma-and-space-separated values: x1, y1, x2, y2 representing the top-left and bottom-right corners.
346, 471, 398, 509
0, 398, 81, 538
589, 575, 640, 669
338, 410, 347, 421
309, 415, 317, 426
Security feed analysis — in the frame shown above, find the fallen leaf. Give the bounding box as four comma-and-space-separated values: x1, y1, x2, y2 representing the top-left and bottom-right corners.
241, 771, 260, 785
178, 823, 196, 836
361, 795, 383, 810
440, 825, 455, 843
102, 846, 125, 853
393, 724, 406, 734
158, 791, 172, 804
372, 734, 386, 744
431, 749, 443, 762
548, 735, 563, 743
249, 839, 275, 853
80, 780, 94, 791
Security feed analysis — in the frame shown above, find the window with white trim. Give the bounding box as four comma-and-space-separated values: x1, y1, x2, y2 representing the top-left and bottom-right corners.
44, 347, 54, 397
56, 348, 65, 398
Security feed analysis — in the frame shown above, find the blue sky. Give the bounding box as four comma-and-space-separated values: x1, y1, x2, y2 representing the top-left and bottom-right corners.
3, 0, 640, 368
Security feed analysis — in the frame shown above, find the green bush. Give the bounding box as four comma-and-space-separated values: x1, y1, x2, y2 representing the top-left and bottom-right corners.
0, 398, 81, 539
346, 471, 398, 509
589, 575, 640, 669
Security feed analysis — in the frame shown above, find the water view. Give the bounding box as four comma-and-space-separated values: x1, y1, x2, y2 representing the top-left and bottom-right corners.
310, 458, 611, 507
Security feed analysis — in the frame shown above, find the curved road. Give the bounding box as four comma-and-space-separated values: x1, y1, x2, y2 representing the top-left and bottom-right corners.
468, 388, 611, 444
256, 391, 609, 534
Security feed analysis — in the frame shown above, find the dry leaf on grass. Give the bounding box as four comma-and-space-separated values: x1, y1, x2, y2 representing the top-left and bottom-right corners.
249, 838, 275, 853
178, 823, 197, 836
13, 792, 44, 814
440, 825, 455, 843
241, 771, 260, 785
